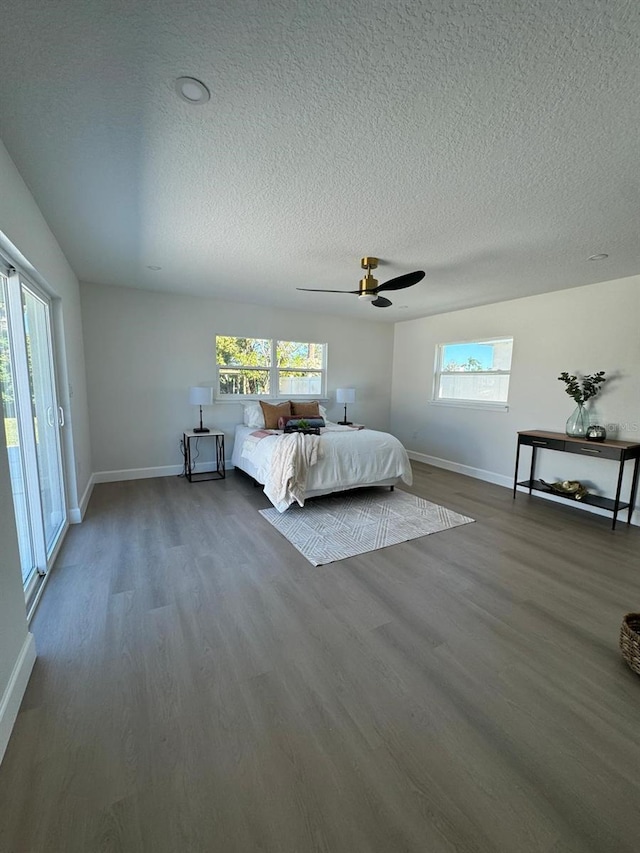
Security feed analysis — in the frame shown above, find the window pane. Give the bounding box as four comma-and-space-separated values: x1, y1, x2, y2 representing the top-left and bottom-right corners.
278, 371, 322, 396
219, 369, 269, 395
216, 336, 271, 367
277, 341, 324, 369
438, 373, 510, 403
441, 339, 512, 372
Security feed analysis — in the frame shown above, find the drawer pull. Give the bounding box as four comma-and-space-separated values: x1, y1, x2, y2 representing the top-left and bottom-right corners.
533, 440, 548, 446
580, 447, 601, 454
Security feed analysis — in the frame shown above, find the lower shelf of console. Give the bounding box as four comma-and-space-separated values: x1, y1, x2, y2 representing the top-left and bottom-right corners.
516, 479, 629, 513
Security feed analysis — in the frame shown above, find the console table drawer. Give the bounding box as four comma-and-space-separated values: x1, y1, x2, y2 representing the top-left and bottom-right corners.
563, 442, 621, 461
518, 435, 565, 451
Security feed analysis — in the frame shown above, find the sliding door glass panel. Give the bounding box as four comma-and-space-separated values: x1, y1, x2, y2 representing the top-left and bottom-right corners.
0, 276, 36, 584
21, 284, 65, 554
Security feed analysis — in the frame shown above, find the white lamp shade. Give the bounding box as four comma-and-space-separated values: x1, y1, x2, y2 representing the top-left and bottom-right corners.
189, 386, 213, 406
336, 387, 356, 404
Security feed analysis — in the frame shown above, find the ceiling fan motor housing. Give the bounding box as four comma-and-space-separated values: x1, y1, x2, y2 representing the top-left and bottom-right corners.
359, 256, 378, 298
359, 274, 378, 296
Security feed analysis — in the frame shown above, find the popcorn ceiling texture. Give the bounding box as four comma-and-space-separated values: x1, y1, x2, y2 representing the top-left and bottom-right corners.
0, 0, 638, 321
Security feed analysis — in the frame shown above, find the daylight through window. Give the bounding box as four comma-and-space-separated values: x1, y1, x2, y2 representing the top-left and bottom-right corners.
434, 338, 513, 406
216, 336, 327, 398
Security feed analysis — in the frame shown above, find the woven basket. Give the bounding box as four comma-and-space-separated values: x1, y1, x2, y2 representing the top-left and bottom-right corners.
620, 614, 640, 675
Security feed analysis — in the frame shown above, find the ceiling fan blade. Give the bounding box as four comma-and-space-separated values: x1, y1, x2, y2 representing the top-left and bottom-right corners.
296, 288, 360, 294
376, 270, 425, 293
372, 296, 392, 308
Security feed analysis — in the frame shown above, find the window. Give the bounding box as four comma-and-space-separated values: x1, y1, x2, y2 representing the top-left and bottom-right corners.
216, 336, 327, 398
433, 337, 513, 408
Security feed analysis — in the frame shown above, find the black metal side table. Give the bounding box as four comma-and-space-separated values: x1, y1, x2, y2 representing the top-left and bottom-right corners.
183, 430, 225, 482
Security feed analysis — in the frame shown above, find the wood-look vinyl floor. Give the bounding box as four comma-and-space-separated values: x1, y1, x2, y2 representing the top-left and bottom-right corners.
2, 463, 640, 852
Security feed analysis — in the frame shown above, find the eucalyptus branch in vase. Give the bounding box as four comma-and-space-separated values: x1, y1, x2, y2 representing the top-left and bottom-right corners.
558, 371, 606, 437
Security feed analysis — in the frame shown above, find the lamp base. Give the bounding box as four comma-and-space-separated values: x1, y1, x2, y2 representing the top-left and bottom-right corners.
337, 420, 352, 426
193, 427, 210, 433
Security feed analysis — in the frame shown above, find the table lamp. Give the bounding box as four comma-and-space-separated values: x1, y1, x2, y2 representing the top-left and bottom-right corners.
189, 386, 213, 433
336, 387, 356, 425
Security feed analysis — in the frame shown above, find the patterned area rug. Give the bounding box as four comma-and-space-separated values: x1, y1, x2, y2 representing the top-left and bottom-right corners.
259, 488, 475, 566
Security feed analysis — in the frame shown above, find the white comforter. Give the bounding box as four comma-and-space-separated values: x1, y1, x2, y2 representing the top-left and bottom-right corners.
233, 424, 413, 511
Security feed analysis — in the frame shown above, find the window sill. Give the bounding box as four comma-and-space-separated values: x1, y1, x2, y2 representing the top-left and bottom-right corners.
428, 399, 510, 412
215, 396, 330, 403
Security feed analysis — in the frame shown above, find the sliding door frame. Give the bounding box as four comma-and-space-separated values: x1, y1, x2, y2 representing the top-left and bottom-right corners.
1, 256, 68, 600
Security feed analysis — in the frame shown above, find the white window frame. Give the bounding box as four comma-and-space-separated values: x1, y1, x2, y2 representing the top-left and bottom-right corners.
215, 336, 327, 400
431, 336, 513, 411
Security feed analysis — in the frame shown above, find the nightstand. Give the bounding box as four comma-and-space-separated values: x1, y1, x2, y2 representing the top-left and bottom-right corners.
183, 430, 225, 482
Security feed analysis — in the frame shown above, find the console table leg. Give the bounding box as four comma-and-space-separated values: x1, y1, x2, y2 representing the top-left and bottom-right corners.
627, 457, 640, 526
513, 440, 522, 498
612, 459, 626, 530
528, 446, 537, 494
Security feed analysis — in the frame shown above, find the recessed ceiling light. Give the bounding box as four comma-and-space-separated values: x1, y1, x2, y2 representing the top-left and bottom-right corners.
146, 265, 162, 271
588, 253, 609, 261
175, 77, 210, 105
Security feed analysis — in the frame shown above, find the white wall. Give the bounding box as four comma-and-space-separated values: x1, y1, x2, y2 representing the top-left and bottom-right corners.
0, 139, 92, 513
80, 282, 394, 476
391, 275, 640, 517
0, 137, 89, 759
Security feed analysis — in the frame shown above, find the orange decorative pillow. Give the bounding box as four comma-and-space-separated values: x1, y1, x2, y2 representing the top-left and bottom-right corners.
290, 400, 320, 418
259, 400, 292, 430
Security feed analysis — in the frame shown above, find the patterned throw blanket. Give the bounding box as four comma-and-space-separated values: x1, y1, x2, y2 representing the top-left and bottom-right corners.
263, 432, 321, 512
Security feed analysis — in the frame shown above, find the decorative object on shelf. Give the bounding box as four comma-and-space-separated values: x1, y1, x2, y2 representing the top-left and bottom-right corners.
558, 371, 607, 437
565, 404, 590, 437
336, 387, 356, 425
620, 613, 640, 676
188, 386, 213, 433
586, 424, 607, 442
540, 479, 589, 500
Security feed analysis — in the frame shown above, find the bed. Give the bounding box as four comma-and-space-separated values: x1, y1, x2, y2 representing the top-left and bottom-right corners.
231, 421, 413, 511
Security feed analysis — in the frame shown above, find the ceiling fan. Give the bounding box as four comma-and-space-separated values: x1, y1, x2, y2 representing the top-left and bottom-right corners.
297, 257, 425, 308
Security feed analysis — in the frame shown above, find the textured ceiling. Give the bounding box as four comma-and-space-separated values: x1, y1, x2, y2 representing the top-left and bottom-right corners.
0, 0, 639, 321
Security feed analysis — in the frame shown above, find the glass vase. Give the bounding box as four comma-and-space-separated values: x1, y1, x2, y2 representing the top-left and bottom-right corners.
566, 404, 590, 437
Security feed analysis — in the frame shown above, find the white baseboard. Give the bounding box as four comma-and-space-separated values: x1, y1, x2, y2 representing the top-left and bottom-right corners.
408, 450, 640, 527
0, 633, 36, 765
407, 450, 512, 489
93, 464, 184, 483
68, 473, 95, 523
93, 460, 232, 484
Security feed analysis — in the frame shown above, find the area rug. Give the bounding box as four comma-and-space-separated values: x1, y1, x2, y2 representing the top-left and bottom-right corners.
259, 488, 475, 566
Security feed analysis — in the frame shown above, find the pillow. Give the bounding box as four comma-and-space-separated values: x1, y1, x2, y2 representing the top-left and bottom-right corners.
290, 400, 320, 418
319, 404, 328, 421
243, 402, 264, 428
260, 400, 292, 430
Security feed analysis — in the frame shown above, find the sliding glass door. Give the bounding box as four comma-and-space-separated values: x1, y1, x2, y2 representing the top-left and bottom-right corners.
21, 285, 66, 552
0, 267, 66, 592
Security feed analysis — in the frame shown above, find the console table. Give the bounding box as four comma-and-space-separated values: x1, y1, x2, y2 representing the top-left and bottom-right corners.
513, 430, 640, 529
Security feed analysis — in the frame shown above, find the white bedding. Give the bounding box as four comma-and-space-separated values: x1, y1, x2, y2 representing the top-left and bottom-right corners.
231, 423, 413, 510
